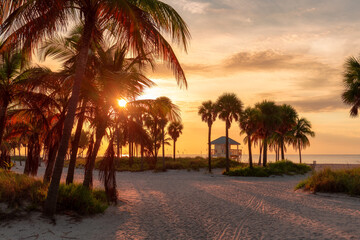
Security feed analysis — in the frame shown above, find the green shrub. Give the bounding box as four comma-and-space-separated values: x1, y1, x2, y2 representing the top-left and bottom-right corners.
224, 160, 311, 177
295, 168, 360, 196
0, 170, 108, 215
57, 184, 108, 215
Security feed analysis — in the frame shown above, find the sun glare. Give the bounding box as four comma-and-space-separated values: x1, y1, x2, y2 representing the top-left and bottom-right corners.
117, 99, 127, 108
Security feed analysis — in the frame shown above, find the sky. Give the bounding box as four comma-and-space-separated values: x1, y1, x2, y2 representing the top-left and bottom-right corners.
37, 0, 360, 156
142, 0, 360, 155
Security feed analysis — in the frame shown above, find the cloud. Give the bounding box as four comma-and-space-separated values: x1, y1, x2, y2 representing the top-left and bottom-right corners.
280, 94, 347, 112
174, 0, 210, 14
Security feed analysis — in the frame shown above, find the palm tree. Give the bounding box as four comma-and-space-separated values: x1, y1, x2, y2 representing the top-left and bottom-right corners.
290, 118, 315, 163
342, 56, 360, 117
255, 101, 282, 167
198, 101, 217, 173
2, 0, 190, 216
277, 104, 298, 160
215, 93, 243, 172
239, 107, 260, 168
167, 121, 183, 161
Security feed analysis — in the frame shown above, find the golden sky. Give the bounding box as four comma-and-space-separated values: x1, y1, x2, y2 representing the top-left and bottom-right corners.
144, 0, 360, 155
37, 0, 360, 156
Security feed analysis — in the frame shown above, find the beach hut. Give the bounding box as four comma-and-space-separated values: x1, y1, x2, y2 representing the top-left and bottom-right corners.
210, 136, 242, 161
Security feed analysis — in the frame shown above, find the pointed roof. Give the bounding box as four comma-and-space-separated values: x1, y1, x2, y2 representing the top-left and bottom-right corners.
210, 136, 240, 145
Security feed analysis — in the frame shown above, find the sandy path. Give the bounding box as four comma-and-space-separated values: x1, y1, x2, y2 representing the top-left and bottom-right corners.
1, 165, 360, 240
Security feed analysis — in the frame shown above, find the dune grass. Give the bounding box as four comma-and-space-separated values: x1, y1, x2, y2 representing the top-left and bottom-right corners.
224, 160, 312, 177
0, 169, 108, 215
296, 168, 360, 196
64, 156, 242, 172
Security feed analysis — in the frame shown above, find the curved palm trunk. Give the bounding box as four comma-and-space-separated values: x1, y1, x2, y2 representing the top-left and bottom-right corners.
83, 126, 106, 188
0, 101, 9, 147
247, 135, 253, 168
162, 127, 165, 171
66, 99, 87, 184
43, 142, 59, 183
298, 140, 302, 163
263, 138, 268, 167
44, 17, 95, 217
258, 142, 262, 166
208, 125, 212, 173
225, 124, 229, 172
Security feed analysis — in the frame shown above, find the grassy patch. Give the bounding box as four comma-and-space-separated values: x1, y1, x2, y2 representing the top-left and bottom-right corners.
224, 160, 312, 177
295, 168, 360, 196
0, 169, 108, 215
65, 156, 242, 172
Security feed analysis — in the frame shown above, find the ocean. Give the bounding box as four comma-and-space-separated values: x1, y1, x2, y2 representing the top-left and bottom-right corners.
176, 154, 360, 164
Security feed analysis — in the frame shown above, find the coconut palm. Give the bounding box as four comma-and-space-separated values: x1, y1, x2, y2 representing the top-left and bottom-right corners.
239, 107, 260, 168
2, 0, 190, 216
290, 117, 315, 163
198, 101, 217, 173
342, 56, 360, 117
255, 101, 282, 167
215, 93, 243, 172
277, 104, 298, 160
167, 121, 183, 161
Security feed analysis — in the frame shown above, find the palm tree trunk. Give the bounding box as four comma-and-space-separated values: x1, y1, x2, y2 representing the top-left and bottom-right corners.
247, 135, 253, 168
140, 143, 144, 171
66, 99, 87, 184
83, 128, 105, 188
263, 138, 268, 167
225, 124, 229, 172
258, 142, 262, 165
208, 125, 212, 173
298, 140, 302, 163
173, 139, 176, 161
0, 102, 9, 148
43, 142, 59, 183
162, 127, 165, 171
44, 16, 95, 217
281, 139, 285, 160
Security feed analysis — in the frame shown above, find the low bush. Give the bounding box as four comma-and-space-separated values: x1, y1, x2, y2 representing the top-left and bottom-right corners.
0, 169, 108, 215
224, 160, 312, 177
66, 156, 242, 172
295, 168, 360, 196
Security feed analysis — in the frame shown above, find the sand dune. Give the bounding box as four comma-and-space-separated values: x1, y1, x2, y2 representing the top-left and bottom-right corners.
1, 165, 360, 240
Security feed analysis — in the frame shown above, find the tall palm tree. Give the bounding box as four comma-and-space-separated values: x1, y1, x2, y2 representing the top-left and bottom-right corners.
167, 121, 183, 161
277, 104, 298, 160
290, 117, 315, 163
2, 0, 190, 216
342, 56, 360, 117
198, 101, 217, 173
239, 107, 260, 168
215, 93, 243, 172
255, 101, 282, 167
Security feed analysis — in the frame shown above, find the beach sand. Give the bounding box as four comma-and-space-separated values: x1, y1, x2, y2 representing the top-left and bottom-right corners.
1, 164, 360, 240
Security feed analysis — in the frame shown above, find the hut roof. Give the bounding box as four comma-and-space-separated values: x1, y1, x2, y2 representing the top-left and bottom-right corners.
210, 136, 240, 145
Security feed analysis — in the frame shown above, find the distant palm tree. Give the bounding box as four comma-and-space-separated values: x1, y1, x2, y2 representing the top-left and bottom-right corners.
255, 101, 282, 167
342, 56, 360, 117
290, 118, 315, 163
2, 0, 190, 216
216, 93, 243, 172
277, 104, 298, 160
198, 101, 217, 173
167, 121, 183, 161
239, 107, 260, 168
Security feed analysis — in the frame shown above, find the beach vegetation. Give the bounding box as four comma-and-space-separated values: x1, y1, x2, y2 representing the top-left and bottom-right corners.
295, 168, 360, 196
224, 160, 311, 177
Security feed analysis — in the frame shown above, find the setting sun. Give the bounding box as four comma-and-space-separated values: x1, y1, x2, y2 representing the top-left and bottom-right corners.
117, 99, 127, 108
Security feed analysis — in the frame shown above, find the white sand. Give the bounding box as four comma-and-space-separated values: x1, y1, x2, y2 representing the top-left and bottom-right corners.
1, 164, 360, 240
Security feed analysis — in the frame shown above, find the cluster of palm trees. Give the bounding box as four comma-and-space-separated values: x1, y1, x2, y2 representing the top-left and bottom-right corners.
1, 0, 189, 216
199, 93, 315, 172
